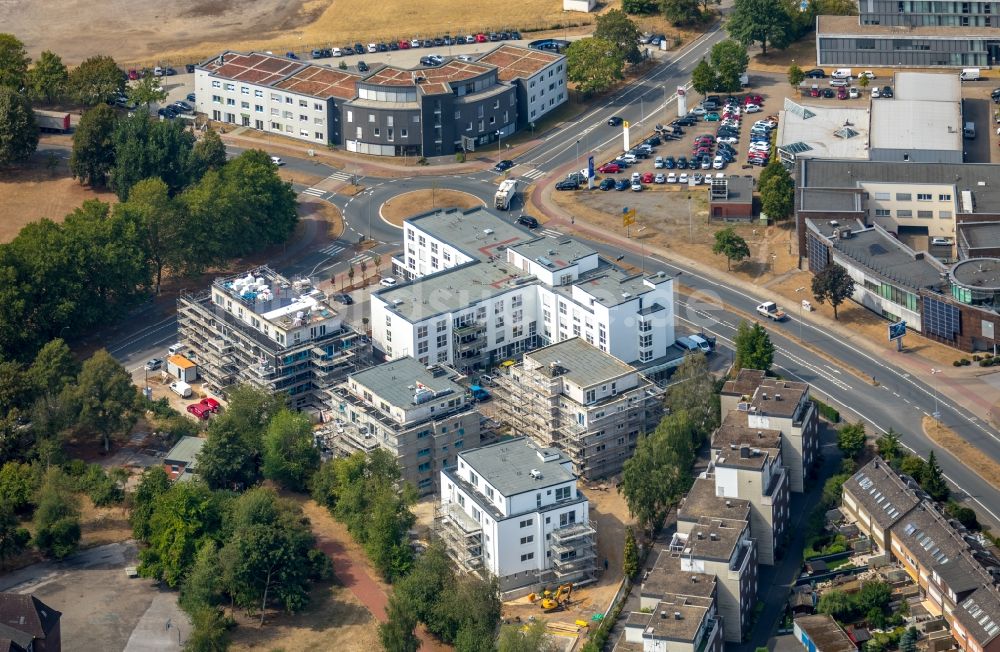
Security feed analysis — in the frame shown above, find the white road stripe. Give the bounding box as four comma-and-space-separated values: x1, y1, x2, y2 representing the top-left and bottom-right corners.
302, 188, 325, 197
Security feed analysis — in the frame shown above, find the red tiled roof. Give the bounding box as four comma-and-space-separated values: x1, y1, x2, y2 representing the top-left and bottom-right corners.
201, 52, 303, 86
274, 65, 360, 100
478, 44, 562, 81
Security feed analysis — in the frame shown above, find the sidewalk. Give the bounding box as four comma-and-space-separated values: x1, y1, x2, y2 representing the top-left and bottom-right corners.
528, 175, 1000, 430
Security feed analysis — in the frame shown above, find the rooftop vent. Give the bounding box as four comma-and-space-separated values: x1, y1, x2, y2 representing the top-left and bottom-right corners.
529, 469, 542, 480
674, 612, 683, 620
710, 533, 719, 541
697, 531, 705, 540
484, 228, 494, 235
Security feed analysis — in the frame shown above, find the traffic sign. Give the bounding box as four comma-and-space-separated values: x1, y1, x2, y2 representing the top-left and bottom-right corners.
888, 321, 906, 341
622, 208, 636, 228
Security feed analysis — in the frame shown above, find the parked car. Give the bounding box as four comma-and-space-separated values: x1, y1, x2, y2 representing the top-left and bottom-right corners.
654, 157, 664, 169
805, 68, 826, 78
705, 112, 720, 121
881, 86, 893, 98
354, 43, 365, 54
666, 172, 677, 183
663, 156, 675, 169
830, 78, 849, 87
678, 173, 689, 184
809, 86, 820, 97
186, 92, 196, 102
654, 173, 666, 184
744, 103, 761, 113
712, 156, 725, 169
145, 358, 163, 371
270, 156, 285, 166
641, 172, 654, 183
555, 179, 579, 190
858, 71, 876, 80
185, 63, 196, 73
676, 156, 688, 169
187, 403, 211, 420
157, 106, 177, 119
380, 277, 398, 287
615, 179, 630, 190
357, 61, 370, 72
517, 215, 539, 228
631, 181, 643, 191
599, 178, 616, 190
200, 397, 222, 413
822, 88, 835, 98
172, 100, 193, 113
871, 87, 881, 98
849, 87, 860, 99
931, 237, 954, 246
494, 159, 514, 172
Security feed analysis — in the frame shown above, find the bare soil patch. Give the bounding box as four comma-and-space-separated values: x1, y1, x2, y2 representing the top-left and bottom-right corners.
0, 153, 116, 243
381, 189, 484, 227
923, 416, 1000, 492
79, 495, 134, 549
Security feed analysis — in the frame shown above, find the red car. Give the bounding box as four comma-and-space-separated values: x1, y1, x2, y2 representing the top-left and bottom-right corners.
837, 87, 848, 100
809, 87, 820, 97
598, 162, 621, 173
200, 397, 221, 413
187, 403, 211, 420
128, 69, 139, 80
398, 40, 411, 49
475, 33, 488, 42
744, 94, 763, 106
641, 172, 654, 183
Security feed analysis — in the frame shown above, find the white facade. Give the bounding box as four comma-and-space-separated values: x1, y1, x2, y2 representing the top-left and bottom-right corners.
194, 65, 333, 144
521, 58, 568, 124
862, 181, 958, 239
438, 438, 594, 587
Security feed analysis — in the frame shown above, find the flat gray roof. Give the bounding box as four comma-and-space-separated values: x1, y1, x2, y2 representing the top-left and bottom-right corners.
777, 100, 870, 160
165, 436, 206, 468
349, 357, 463, 410
375, 260, 529, 322
798, 188, 862, 213
526, 337, 636, 387
869, 99, 962, 153
509, 237, 596, 271
893, 72, 960, 103
711, 176, 754, 204
572, 269, 672, 308
458, 437, 576, 497
829, 225, 949, 291
799, 159, 1000, 211
951, 258, 1000, 291
407, 207, 534, 262
794, 615, 856, 652
959, 222, 1000, 250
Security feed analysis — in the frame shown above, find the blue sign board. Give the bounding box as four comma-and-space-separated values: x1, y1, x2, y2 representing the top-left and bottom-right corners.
888, 321, 906, 341
587, 156, 595, 179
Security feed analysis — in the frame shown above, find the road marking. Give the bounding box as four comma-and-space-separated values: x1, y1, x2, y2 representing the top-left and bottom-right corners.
520, 168, 546, 180
302, 187, 325, 197
319, 244, 345, 256
540, 229, 563, 239
349, 253, 373, 265
327, 170, 354, 182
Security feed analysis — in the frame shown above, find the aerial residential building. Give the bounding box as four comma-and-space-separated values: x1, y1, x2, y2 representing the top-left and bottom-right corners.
374, 207, 679, 376
793, 614, 858, 652
668, 517, 758, 643
0, 594, 61, 652
327, 357, 482, 494
840, 458, 1000, 652
178, 267, 368, 409
721, 370, 818, 492
436, 437, 597, 594
709, 410, 791, 565
493, 337, 664, 479
163, 436, 206, 482
841, 457, 920, 551
194, 45, 565, 157
677, 475, 752, 534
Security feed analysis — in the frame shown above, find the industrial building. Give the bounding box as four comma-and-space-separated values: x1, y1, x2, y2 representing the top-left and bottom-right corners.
436, 437, 597, 595
194, 45, 565, 157
177, 267, 369, 410
492, 337, 664, 479
327, 357, 483, 494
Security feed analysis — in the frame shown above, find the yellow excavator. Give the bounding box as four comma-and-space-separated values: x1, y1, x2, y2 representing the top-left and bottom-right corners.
539, 583, 573, 612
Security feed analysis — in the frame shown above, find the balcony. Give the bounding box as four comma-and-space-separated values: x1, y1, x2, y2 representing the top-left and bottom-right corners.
550, 521, 596, 544
453, 321, 487, 337
435, 502, 484, 572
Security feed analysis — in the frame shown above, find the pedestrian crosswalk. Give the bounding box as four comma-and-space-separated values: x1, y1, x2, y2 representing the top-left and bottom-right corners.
327, 170, 354, 182
302, 187, 326, 197
319, 243, 345, 257
520, 168, 545, 180
349, 253, 374, 265
540, 229, 563, 239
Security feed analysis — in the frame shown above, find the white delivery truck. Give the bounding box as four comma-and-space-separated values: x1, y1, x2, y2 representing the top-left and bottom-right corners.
169, 381, 193, 398
960, 68, 981, 81
494, 179, 519, 210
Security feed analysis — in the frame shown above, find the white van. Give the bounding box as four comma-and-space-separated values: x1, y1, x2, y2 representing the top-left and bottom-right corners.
960, 68, 981, 81
831, 68, 852, 79
167, 343, 185, 356
169, 381, 192, 398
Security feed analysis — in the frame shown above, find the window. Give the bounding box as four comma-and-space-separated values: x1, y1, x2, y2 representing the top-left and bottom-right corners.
437, 351, 448, 362
224, 83, 235, 91
226, 98, 235, 106
401, 128, 408, 138
347, 110, 353, 122
212, 81, 221, 88
874, 209, 891, 217
520, 553, 535, 562
519, 518, 533, 528
918, 210, 933, 218
520, 535, 534, 544
559, 511, 577, 527
300, 114, 308, 121
212, 95, 222, 104
374, 127, 380, 137
585, 389, 596, 403
240, 86, 249, 95
314, 102, 323, 110
940, 210, 953, 218
285, 97, 293, 104
874, 192, 891, 200
436, 334, 447, 347
254, 89, 263, 97
437, 319, 447, 333
241, 101, 250, 109
897, 209, 913, 217
939, 194, 952, 201
368, 114, 375, 123
555, 486, 571, 501
255, 104, 263, 112
917, 193, 933, 201
895, 193, 912, 201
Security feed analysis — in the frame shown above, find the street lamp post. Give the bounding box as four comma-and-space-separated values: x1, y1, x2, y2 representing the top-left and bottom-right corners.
930, 368, 942, 419
795, 286, 806, 340
367, 189, 374, 242
496, 130, 501, 164
575, 139, 580, 167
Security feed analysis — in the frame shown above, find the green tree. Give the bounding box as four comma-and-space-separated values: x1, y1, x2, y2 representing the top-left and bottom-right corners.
898, 455, 927, 482
922, 450, 949, 501
139, 480, 224, 587
32, 467, 81, 559
261, 409, 320, 492
129, 466, 171, 540
712, 227, 750, 270
709, 39, 750, 92
187, 129, 228, 181
498, 619, 559, 652
118, 177, 182, 293
691, 58, 717, 95
68, 54, 125, 105
26, 51, 68, 103
875, 429, 901, 463
760, 167, 794, 221
128, 75, 167, 109
757, 159, 785, 189
733, 320, 775, 371
0, 360, 35, 415
838, 422, 867, 460
0, 462, 38, 515
788, 62, 805, 86
28, 338, 79, 396
623, 527, 639, 578
0, 86, 39, 167
0, 507, 31, 568
623, 0, 660, 12
184, 606, 230, 652
813, 0, 859, 13
662, 0, 702, 25
899, 627, 918, 652
811, 263, 856, 320
858, 74, 870, 89
855, 581, 892, 615
72, 349, 139, 452
945, 501, 979, 530
727, 0, 793, 55
111, 112, 197, 200
380, 593, 421, 652
821, 472, 852, 508
70, 104, 119, 187
595, 9, 644, 64
665, 352, 719, 440
565, 38, 625, 96
817, 588, 853, 619
198, 386, 282, 491
0, 34, 30, 90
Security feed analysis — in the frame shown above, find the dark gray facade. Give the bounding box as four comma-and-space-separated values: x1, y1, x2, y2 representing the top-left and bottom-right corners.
859, 0, 1000, 27
817, 15, 1000, 66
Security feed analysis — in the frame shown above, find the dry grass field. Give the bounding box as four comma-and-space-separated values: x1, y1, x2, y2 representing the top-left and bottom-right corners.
381, 189, 484, 226
7, 0, 600, 66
